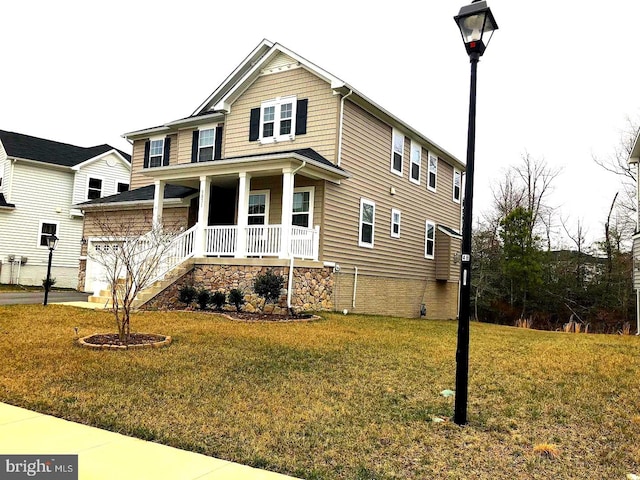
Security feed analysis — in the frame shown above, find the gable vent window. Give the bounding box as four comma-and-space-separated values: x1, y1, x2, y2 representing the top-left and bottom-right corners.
249, 97, 308, 143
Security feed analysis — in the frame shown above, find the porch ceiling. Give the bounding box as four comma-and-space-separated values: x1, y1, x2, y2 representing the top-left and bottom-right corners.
142, 151, 349, 184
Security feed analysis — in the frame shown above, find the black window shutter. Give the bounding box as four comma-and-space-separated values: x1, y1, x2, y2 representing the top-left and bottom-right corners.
191, 130, 199, 163
163, 137, 171, 166
249, 107, 260, 141
214, 126, 223, 160
143, 140, 150, 169
295, 99, 308, 135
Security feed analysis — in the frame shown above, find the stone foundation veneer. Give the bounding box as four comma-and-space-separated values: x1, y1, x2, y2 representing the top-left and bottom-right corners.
141, 259, 334, 313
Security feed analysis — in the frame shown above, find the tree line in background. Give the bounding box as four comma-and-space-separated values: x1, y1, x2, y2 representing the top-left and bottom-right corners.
471, 119, 639, 333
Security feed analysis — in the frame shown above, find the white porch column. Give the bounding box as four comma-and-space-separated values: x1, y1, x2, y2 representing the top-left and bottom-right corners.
280, 168, 294, 259
152, 180, 165, 229
236, 172, 250, 258
194, 175, 210, 257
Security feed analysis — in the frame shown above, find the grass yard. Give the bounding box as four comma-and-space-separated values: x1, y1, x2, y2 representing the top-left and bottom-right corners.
0, 305, 639, 479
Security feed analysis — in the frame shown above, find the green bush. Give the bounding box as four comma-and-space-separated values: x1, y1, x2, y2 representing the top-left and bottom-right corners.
254, 269, 284, 304
178, 285, 197, 305
196, 289, 211, 310
211, 291, 226, 311
228, 289, 245, 312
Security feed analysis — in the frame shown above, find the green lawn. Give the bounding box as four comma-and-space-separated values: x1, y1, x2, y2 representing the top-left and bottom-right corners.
0, 305, 639, 479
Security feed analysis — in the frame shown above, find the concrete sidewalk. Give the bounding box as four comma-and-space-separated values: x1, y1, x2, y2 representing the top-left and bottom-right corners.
0, 403, 300, 479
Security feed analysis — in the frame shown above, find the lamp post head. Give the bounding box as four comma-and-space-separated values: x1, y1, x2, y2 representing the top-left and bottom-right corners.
454, 0, 498, 57
46, 234, 59, 251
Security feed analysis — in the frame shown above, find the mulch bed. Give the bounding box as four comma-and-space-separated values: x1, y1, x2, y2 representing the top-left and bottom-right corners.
219, 311, 316, 322
78, 333, 172, 349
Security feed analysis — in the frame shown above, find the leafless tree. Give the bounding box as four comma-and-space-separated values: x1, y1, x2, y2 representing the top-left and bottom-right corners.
87, 211, 184, 342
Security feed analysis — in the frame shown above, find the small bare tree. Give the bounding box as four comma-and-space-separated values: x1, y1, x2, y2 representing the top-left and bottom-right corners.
87, 210, 184, 342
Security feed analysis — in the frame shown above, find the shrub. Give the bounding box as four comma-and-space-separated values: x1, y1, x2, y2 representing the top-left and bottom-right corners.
178, 285, 197, 305
228, 289, 245, 312
254, 269, 284, 304
196, 289, 211, 310
42, 277, 57, 290
211, 291, 226, 311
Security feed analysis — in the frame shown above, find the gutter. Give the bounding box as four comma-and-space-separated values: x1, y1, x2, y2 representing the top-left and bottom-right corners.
337, 90, 353, 167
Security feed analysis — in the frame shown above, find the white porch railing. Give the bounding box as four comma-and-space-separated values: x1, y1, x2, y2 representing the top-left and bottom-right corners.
148, 224, 197, 283
204, 224, 319, 260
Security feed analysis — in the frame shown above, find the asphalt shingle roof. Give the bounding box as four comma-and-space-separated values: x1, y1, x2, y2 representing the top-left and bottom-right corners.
78, 184, 198, 206
0, 130, 131, 167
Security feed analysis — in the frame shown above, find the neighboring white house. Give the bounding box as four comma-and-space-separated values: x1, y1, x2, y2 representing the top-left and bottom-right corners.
0, 130, 131, 288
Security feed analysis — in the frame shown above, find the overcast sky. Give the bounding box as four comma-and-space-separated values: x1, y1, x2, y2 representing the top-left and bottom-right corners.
2, 0, 638, 246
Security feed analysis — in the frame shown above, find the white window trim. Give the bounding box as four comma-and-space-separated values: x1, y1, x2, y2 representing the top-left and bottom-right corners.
86, 175, 104, 201
37, 220, 59, 249
391, 208, 401, 239
197, 126, 216, 162
292, 186, 315, 229
149, 137, 164, 168
425, 220, 436, 259
115, 181, 130, 195
453, 169, 462, 203
359, 198, 375, 248
428, 153, 438, 192
248, 190, 270, 225
410, 141, 421, 185
259, 96, 297, 144
390, 129, 404, 176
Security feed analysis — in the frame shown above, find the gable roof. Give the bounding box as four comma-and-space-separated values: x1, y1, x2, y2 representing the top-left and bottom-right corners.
122, 40, 463, 170
0, 130, 131, 168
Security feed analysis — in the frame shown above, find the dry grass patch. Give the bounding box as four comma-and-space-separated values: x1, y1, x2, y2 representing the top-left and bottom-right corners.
0, 305, 639, 479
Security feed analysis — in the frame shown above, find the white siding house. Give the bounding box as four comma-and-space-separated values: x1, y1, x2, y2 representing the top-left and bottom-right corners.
0, 130, 130, 288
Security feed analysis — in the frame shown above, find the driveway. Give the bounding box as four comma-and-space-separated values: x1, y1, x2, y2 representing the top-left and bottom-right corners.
0, 291, 90, 305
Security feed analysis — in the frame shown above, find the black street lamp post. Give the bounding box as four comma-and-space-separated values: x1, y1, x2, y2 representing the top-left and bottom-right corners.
43, 234, 59, 306
453, 0, 498, 426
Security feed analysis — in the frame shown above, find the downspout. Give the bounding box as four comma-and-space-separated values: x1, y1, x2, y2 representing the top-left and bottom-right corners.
287, 161, 307, 310
337, 90, 353, 167
352, 266, 358, 309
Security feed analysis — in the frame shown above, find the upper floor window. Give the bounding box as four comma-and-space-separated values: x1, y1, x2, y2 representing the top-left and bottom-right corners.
391, 208, 401, 238
149, 139, 164, 167
410, 141, 421, 184
260, 96, 297, 143
198, 128, 215, 162
428, 154, 438, 191
391, 129, 404, 176
359, 198, 375, 248
38, 221, 58, 248
87, 177, 102, 200
425, 221, 435, 259
117, 182, 129, 194
144, 136, 171, 168
249, 98, 307, 143
453, 169, 462, 203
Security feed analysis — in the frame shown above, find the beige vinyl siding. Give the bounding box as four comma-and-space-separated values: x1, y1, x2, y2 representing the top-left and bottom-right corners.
322, 100, 463, 281
129, 134, 177, 190
130, 139, 149, 190
81, 207, 189, 256
225, 67, 340, 162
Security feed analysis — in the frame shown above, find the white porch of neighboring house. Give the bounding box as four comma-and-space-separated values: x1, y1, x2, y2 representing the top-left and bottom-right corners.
145, 152, 348, 263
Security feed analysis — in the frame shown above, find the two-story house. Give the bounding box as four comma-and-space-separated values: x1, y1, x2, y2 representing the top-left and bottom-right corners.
0, 130, 131, 288
79, 40, 464, 318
